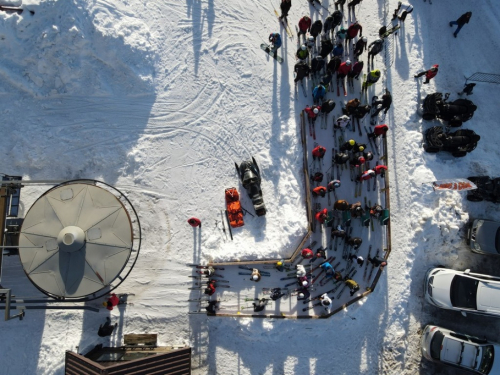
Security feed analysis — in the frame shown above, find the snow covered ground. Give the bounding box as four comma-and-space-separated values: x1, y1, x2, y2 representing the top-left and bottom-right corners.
1, 0, 500, 374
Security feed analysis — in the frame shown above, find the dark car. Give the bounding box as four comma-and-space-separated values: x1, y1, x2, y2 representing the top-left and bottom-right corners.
467, 176, 500, 203
422, 92, 477, 127
235, 157, 266, 216
469, 219, 500, 256
423, 126, 480, 157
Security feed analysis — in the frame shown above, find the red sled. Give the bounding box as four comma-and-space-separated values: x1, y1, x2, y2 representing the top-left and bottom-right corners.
225, 188, 244, 228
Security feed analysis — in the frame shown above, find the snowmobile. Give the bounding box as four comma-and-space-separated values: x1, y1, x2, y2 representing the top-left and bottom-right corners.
235, 157, 266, 216
422, 92, 477, 127
423, 126, 480, 157
466, 176, 500, 203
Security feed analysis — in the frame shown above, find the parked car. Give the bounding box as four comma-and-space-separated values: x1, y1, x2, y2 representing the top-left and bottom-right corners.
424, 267, 500, 317
468, 219, 500, 256
421, 324, 499, 374
467, 176, 500, 203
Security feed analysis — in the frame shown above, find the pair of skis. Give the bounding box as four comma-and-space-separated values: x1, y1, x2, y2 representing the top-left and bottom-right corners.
336, 77, 347, 97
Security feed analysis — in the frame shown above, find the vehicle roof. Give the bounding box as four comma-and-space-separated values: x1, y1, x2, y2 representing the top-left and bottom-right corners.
477, 282, 500, 313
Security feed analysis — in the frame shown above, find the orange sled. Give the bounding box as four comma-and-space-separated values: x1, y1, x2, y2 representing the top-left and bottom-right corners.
225, 187, 244, 228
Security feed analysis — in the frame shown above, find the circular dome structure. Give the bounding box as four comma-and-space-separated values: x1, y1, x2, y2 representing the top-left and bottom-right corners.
18, 181, 138, 299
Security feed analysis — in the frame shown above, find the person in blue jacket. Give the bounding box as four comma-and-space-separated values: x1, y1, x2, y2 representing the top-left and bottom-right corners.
312, 84, 326, 104
320, 261, 335, 278
268, 33, 282, 56
332, 42, 344, 57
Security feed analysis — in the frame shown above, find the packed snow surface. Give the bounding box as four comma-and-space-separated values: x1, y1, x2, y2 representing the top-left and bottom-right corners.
1, 0, 500, 374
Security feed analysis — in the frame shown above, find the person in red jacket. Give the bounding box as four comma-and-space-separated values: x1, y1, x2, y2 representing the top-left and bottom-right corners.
414, 64, 439, 84
187, 217, 202, 227
312, 186, 327, 197
368, 124, 389, 140
103, 293, 121, 311
315, 208, 328, 223
349, 61, 364, 80
298, 16, 311, 38
374, 164, 388, 176
337, 60, 352, 79
312, 145, 326, 159
305, 105, 321, 123
347, 21, 362, 40
301, 248, 314, 259
358, 169, 375, 181
205, 280, 216, 296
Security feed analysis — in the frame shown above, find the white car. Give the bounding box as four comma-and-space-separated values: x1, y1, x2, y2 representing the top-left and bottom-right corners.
421, 325, 500, 374
424, 268, 500, 317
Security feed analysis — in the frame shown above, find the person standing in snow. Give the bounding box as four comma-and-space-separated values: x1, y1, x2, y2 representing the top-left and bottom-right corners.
392, 2, 413, 22
353, 37, 367, 59
205, 280, 217, 296
347, 0, 362, 9
449, 11, 471, 38
344, 98, 360, 115
337, 59, 352, 80
414, 64, 438, 84
312, 84, 327, 104
344, 276, 360, 296
310, 19, 323, 42
346, 21, 363, 51
250, 268, 262, 282
294, 61, 310, 83
367, 39, 384, 66
296, 264, 307, 278
298, 16, 312, 39
270, 288, 287, 301
296, 44, 309, 61
103, 293, 121, 311
349, 155, 365, 169
297, 288, 311, 301
346, 236, 362, 249
368, 255, 388, 268
312, 186, 327, 198
335, 114, 351, 130
349, 254, 364, 267
331, 224, 347, 240
268, 33, 282, 57
332, 42, 344, 58
368, 124, 389, 140
374, 164, 388, 177
327, 179, 341, 193
458, 82, 475, 96
305, 105, 321, 123
327, 56, 342, 75
311, 56, 326, 76
312, 145, 326, 160
334, 199, 349, 211
334, 151, 350, 167
371, 89, 392, 117
275, 259, 286, 272
367, 203, 383, 218
253, 298, 269, 312
348, 60, 364, 80
319, 38, 334, 58
363, 69, 381, 89
320, 99, 336, 117
315, 247, 327, 260
319, 293, 333, 312
279, 0, 292, 21
363, 150, 374, 162
315, 208, 329, 224
350, 201, 364, 218
201, 266, 216, 277
188, 217, 202, 227
357, 169, 375, 182
98, 317, 117, 337
205, 300, 219, 314
320, 261, 335, 277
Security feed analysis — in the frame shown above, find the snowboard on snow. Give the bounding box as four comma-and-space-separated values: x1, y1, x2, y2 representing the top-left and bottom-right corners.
260, 44, 283, 63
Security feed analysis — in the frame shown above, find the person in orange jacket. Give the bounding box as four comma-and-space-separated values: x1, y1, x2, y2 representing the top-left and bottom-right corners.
312, 186, 327, 198
414, 64, 439, 84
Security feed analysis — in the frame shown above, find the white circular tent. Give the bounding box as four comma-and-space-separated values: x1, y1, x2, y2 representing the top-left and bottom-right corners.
18, 182, 134, 299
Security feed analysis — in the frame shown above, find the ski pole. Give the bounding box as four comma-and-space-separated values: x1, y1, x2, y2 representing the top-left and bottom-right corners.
241, 207, 255, 217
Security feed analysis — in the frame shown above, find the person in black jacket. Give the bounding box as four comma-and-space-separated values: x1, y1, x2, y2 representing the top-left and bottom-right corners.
310, 20, 323, 40
319, 39, 334, 58
294, 62, 310, 83
371, 89, 392, 117
98, 317, 117, 337
279, 0, 292, 21
449, 11, 471, 38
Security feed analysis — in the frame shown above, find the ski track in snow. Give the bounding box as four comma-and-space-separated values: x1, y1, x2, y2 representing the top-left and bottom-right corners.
2, 0, 500, 374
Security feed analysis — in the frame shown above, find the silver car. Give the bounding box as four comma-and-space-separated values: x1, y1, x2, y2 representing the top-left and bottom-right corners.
424, 268, 500, 317
421, 324, 500, 374
469, 219, 500, 256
